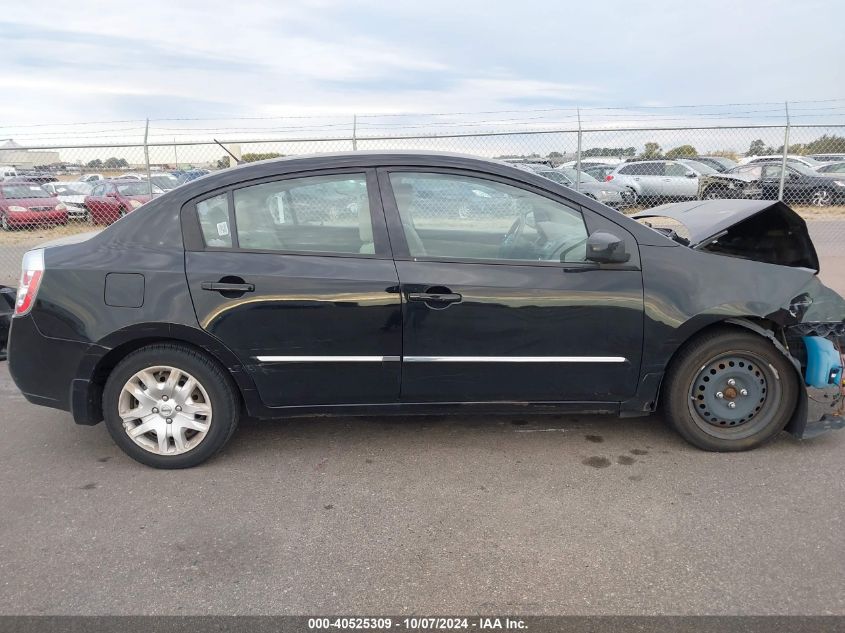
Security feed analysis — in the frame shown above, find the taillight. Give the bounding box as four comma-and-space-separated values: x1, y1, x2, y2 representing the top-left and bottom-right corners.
605, 175, 614, 181
15, 249, 44, 316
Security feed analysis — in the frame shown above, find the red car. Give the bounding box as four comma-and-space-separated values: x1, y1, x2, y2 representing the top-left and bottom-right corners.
0, 182, 68, 230
85, 180, 163, 225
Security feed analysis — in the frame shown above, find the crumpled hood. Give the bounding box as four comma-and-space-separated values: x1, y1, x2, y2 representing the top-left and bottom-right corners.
633, 199, 819, 271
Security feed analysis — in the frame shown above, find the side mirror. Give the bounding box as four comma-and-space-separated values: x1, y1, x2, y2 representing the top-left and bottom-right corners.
685, 171, 697, 178
585, 231, 630, 264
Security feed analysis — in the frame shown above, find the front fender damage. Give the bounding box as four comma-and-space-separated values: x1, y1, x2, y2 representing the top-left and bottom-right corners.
729, 278, 845, 440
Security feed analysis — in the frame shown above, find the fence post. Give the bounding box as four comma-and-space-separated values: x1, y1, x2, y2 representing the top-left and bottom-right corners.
352, 114, 358, 151
777, 102, 790, 201
143, 118, 152, 198
575, 107, 582, 193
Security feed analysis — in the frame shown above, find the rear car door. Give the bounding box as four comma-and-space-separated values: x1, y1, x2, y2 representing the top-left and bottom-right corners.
379, 168, 644, 405
183, 169, 402, 408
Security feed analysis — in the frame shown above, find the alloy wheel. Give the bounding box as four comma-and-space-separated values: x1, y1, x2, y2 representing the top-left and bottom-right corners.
118, 365, 213, 455
810, 188, 832, 207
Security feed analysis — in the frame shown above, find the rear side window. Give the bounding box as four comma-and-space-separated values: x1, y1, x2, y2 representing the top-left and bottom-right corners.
233, 174, 372, 254
197, 194, 233, 248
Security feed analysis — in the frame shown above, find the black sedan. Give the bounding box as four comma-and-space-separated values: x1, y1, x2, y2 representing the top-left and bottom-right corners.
6, 152, 845, 468
698, 161, 845, 206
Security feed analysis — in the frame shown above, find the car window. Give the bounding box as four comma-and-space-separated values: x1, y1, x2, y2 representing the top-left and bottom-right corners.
665, 162, 690, 177
762, 165, 783, 179
389, 172, 589, 264
197, 194, 233, 248
233, 174, 372, 254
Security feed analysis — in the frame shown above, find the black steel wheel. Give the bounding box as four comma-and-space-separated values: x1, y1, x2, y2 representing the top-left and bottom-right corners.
663, 328, 798, 451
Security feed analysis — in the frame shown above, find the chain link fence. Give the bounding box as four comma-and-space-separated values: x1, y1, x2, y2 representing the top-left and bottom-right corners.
1, 122, 844, 286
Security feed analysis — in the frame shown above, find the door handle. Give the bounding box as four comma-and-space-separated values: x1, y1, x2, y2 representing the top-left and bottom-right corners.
201, 281, 255, 292
408, 292, 462, 304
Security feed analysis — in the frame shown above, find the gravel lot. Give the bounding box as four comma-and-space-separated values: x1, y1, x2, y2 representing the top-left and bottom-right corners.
0, 221, 843, 616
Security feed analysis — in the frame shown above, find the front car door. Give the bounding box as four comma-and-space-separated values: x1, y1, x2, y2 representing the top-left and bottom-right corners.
378, 168, 644, 406
183, 169, 402, 409
664, 161, 698, 199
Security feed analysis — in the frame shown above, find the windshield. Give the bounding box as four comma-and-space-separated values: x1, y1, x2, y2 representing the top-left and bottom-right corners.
558, 167, 599, 183
150, 175, 179, 189
679, 160, 718, 175
1, 184, 52, 199
538, 171, 573, 186
51, 182, 91, 195
116, 182, 164, 196
788, 162, 820, 177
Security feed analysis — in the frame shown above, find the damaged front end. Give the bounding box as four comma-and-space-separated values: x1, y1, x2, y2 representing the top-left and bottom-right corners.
635, 200, 845, 440
781, 303, 845, 439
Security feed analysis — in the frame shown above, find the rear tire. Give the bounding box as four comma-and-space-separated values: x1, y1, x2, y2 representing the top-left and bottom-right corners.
662, 328, 798, 452
102, 344, 240, 468
1, 215, 8, 231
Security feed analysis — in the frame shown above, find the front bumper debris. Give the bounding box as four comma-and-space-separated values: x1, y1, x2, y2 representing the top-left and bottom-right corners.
794, 384, 845, 439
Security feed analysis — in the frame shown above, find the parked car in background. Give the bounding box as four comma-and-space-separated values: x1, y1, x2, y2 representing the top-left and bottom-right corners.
808, 153, 845, 163
177, 169, 211, 185
697, 161, 845, 206
79, 173, 104, 183
560, 157, 626, 168
84, 180, 164, 225
739, 155, 825, 169
686, 156, 737, 172
149, 173, 181, 191
42, 181, 93, 221
605, 159, 713, 201
16, 170, 57, 184
6, 152, 844, 468
0, 182, 68, 230
535, 168, 635, 208
816, 161, 845, 175
0, 166, 18, 181
582, 164, 615, 182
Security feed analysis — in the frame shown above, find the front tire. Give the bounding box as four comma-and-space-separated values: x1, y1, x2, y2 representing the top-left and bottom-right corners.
102, 344, 240, 468
1, 215, 8, 231
662, 328, 798, 452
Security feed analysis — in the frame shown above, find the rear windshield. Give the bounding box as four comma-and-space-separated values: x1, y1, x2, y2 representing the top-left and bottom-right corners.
1, 184, 52, 199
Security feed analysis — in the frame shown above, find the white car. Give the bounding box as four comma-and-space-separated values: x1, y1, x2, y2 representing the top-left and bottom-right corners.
78, 173, 104, 183
738, 155, 825, 169
559, 157, 627, 168
0, 166, 17, 181
42, 181, 93, 220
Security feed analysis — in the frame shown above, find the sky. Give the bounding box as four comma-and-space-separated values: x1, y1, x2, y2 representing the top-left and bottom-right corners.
0, 0, 843, 156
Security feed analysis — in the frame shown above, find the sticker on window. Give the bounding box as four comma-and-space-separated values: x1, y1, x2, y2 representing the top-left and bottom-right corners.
217, 221, 230, 237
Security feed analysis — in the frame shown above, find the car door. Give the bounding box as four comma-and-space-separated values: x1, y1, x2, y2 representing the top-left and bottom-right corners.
87, 182, 110, 220
622, 162, 664, 197
379, 168, 644, 405
183, 169, 402, 408
760, 164, 786, 200
664, 161, 698, 199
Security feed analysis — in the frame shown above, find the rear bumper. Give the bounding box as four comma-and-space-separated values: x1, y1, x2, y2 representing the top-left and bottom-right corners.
7, 314, 91, 416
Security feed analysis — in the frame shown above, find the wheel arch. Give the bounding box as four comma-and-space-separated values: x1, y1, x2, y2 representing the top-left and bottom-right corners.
74, 323, 261, 425
658, 316, 807, 435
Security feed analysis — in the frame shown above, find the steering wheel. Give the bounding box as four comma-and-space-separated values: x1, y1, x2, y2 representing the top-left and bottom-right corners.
499, 213, 527, 258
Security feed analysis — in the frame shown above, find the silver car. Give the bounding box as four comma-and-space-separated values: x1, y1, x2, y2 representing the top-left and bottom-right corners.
536, 168, 635, 208
606, 159, 716, 201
